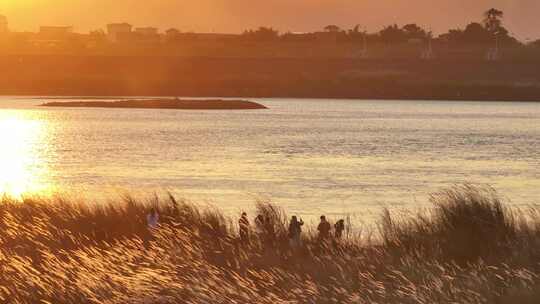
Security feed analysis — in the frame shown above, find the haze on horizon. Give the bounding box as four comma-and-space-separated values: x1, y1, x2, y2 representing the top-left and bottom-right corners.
2, 0, 540, 40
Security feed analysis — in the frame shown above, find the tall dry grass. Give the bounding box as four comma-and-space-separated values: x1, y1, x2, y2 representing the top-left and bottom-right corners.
1, 185, 539, 303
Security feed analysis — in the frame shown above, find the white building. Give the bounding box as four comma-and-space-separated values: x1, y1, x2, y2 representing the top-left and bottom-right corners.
107, 23, 132, 42
0, 15, 8, 33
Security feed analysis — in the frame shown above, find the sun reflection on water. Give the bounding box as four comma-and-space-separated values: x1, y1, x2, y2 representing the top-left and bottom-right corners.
0, 113, 51, 198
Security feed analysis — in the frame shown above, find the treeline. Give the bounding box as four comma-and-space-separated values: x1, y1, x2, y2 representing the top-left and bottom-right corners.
238, 8, 521, 47
0, 7, 538, 60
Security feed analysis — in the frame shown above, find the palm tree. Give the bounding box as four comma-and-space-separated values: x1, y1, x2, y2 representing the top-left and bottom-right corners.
483, 8, 504, 34
483, 9, 505, 61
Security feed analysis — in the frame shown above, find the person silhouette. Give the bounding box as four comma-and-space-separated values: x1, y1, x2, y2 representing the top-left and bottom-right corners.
147, 208, 159, 229
288, 216, 304, 248
334, 219, 345, 239
254, 214, 265, 234
264, 216, 276, 246
317, 215, 331, 240
144, 207, 160, 248
239, 212, 250, 245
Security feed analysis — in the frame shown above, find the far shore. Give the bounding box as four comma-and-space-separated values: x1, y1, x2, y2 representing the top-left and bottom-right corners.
3, 55, 540, 102
40, 98, 268, 110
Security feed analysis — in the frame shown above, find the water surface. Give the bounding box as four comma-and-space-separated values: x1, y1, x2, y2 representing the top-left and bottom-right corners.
1, 97, 539, 222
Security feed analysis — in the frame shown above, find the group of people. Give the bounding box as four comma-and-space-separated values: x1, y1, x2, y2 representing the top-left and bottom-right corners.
146, 208, 347, 248
317, 216, 346, 240
239, 212, 276, 245
239, 212, 346, 248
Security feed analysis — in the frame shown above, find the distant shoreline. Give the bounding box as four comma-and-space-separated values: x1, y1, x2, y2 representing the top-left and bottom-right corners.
2, 56, 540, 103
13, 86, 540, 103
29, 95, 540, 103
40, 98, 268, 110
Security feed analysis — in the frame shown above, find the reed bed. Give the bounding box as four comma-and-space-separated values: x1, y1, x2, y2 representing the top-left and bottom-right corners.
0, 185, 539, 303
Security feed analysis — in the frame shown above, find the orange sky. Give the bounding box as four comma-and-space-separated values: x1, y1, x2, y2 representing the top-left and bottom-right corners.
1, 0, 539, 40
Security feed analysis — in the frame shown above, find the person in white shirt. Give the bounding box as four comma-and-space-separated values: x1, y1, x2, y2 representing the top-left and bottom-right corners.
147, 208, 159, 229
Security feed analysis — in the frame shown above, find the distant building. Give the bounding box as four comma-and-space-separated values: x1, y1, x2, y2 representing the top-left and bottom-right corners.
39, 26, 73, 40
0, 15, 9, 33
135, 27, 158, 36
107, 23, 132, 42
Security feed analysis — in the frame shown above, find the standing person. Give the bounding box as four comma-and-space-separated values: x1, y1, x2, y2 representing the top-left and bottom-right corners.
317, 215, 331, 240
254, 214, 265, 234
239, 212, 250, 245
334, 219, 345, 239
147, 208, 160, 229
144, 207, 159, 248
264, 216, 276, 245
288, 216, 304, 248
253, 214, 266, 248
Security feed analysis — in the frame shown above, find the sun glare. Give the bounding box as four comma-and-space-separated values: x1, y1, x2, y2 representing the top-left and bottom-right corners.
0, 114, 49, 198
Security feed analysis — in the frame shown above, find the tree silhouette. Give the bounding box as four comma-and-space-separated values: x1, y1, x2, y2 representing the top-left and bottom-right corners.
242, 27, 279, 41
349, 25, 360, 34
438, 8, 519, 46
402, 24, 429, 40
379, 24, 406, 43
483, 8, 504, 34
463, 22, 492, 43
324, 25, 341, 33
438, 29, 463, 43
530, 39, 540, 48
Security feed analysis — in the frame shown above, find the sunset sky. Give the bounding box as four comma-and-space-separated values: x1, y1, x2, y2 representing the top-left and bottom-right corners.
2, 0, 539, 40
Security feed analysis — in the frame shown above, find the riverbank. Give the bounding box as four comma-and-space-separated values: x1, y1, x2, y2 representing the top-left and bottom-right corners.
41, 98, 267, 110
2, 56, 540, 102
1, 185, 539, 303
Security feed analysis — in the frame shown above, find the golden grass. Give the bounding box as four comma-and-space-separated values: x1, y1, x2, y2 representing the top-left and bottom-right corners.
1, 186, 539, 303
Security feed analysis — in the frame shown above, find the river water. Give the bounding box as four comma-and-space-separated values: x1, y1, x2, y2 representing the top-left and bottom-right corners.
1, 97, 539, 222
